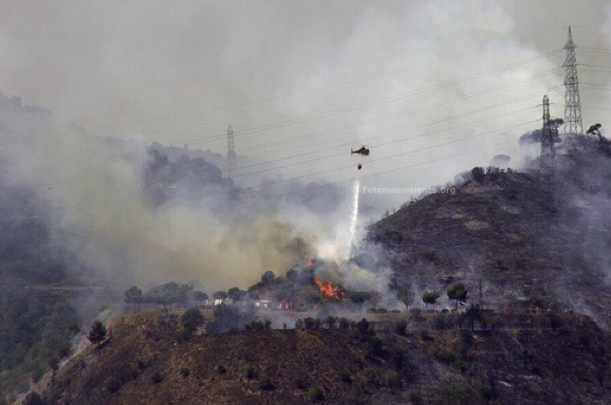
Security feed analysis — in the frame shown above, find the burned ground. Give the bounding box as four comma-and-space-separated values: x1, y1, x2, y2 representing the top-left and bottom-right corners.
367, 146, 611, 325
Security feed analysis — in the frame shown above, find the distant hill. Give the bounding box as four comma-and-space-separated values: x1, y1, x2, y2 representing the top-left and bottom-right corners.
367, 141, 611, 326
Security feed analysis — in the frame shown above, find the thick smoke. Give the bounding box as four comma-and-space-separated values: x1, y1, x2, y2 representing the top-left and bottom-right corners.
0, 93, 351, 293
2, 1, 611, 294
1, 1, 610, 217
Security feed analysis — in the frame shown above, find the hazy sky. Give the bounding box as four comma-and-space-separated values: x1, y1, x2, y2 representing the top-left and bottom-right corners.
1, 0, 611, 193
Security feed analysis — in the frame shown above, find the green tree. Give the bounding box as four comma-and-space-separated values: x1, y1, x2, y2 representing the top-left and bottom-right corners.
212, 291, 228, 301
193, 291, 208, 306
462, 305, 482, 331
369, 291, 382, 309
350, 291, 372, 304
87, 321, 107, 346
124, 286, 143, 311
421, 290, 440, 311
325, 315, 337, 329
227, 287, 247, 302
397, 288, 415, 310
447, 283, 468, 310
182, 308, 204, 332
261, 270, 276, 284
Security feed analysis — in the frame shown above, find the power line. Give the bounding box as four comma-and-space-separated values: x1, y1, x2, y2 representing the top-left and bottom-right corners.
0, 117, 539, 225
198, 118, 539, 202
239, 88, 557, 157
164, 26, 569, 123
183, 65, 561, 168
178, 54, 562, 147
231, 106, 539, 178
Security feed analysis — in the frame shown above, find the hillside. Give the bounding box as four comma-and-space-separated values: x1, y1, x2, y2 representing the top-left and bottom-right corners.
367, 144, 611, 325
41, 310, 611, 405
34, 143, 611, 404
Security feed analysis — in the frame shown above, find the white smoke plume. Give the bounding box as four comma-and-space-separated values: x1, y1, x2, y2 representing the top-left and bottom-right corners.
1, 1, 611, 292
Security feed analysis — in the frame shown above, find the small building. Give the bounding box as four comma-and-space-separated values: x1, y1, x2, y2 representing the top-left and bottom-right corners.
279, 301, 294, 310
255, 300, 272, 309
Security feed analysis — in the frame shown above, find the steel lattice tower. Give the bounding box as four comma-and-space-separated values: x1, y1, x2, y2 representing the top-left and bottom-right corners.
540, 95, 555, 170
563, 26, 583, 137
226, 125, 236, 181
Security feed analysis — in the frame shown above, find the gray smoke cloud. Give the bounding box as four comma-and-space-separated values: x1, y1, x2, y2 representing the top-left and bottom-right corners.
1, 1, 611, 291
0, 93, 353, 293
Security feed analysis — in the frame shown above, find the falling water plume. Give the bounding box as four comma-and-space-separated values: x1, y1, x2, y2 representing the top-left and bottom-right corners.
346, 177, 360, 260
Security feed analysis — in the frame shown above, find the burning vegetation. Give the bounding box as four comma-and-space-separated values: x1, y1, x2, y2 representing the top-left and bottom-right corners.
313, 278, 347, 299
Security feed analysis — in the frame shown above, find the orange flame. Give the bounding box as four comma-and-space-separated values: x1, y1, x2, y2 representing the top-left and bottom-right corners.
314, 278, 344, 299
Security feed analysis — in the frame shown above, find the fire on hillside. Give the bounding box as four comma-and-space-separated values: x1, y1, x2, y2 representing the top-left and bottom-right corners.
314, 278, 347, 299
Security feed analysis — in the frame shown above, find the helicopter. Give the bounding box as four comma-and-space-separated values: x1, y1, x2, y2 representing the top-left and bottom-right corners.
351, 146, 370, 170
351, 146, 370, 156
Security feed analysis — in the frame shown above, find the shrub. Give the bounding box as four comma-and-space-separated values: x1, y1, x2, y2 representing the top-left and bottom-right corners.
246, 320, 265, 331
338, 369, 352, 384
259, 376, 275, 390
293, 374, 310, 389
416, 330, 430, 342
180, 367, 190, 377
350, 291, 372, 304
303, 317, 320, 330
87, 320, 107, 346
326, 315, 337, 329
181, 308, 204, 332
339, 317, 351, 330
343, 383, 368, 405
383, 370, 401, 389
512, 329, 523, 342
548, 313, 563, 331
22, 392, 43, 405
432, 315, 451, 330
309, 294, 321, 305
151, 372, 163, 384
178, 327, 193, 342
432, 348, 456, 365
408, 308, 422, 317
409, 389, 425, 405
355, 318, 375, 339
216, 365, 227, 374
104, 376, 121, 393
308, 387, 325, 403
245, 366, 257, 379
31, 366, 45, 384
390, 348, 406, 371
261, 270, 276, 284
366, 337, 385, 357
394, 319, 408, 335
363, 367, 381, 386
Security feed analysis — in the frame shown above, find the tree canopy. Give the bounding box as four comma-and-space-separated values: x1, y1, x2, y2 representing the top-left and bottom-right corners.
124, 286, 143, 311
261, 270, 276, 284
87, 321, 107, 346
397, 288, 415, 309
182, 308, 205, 332
447, 283, 468, 309
422, 290, 440, 310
